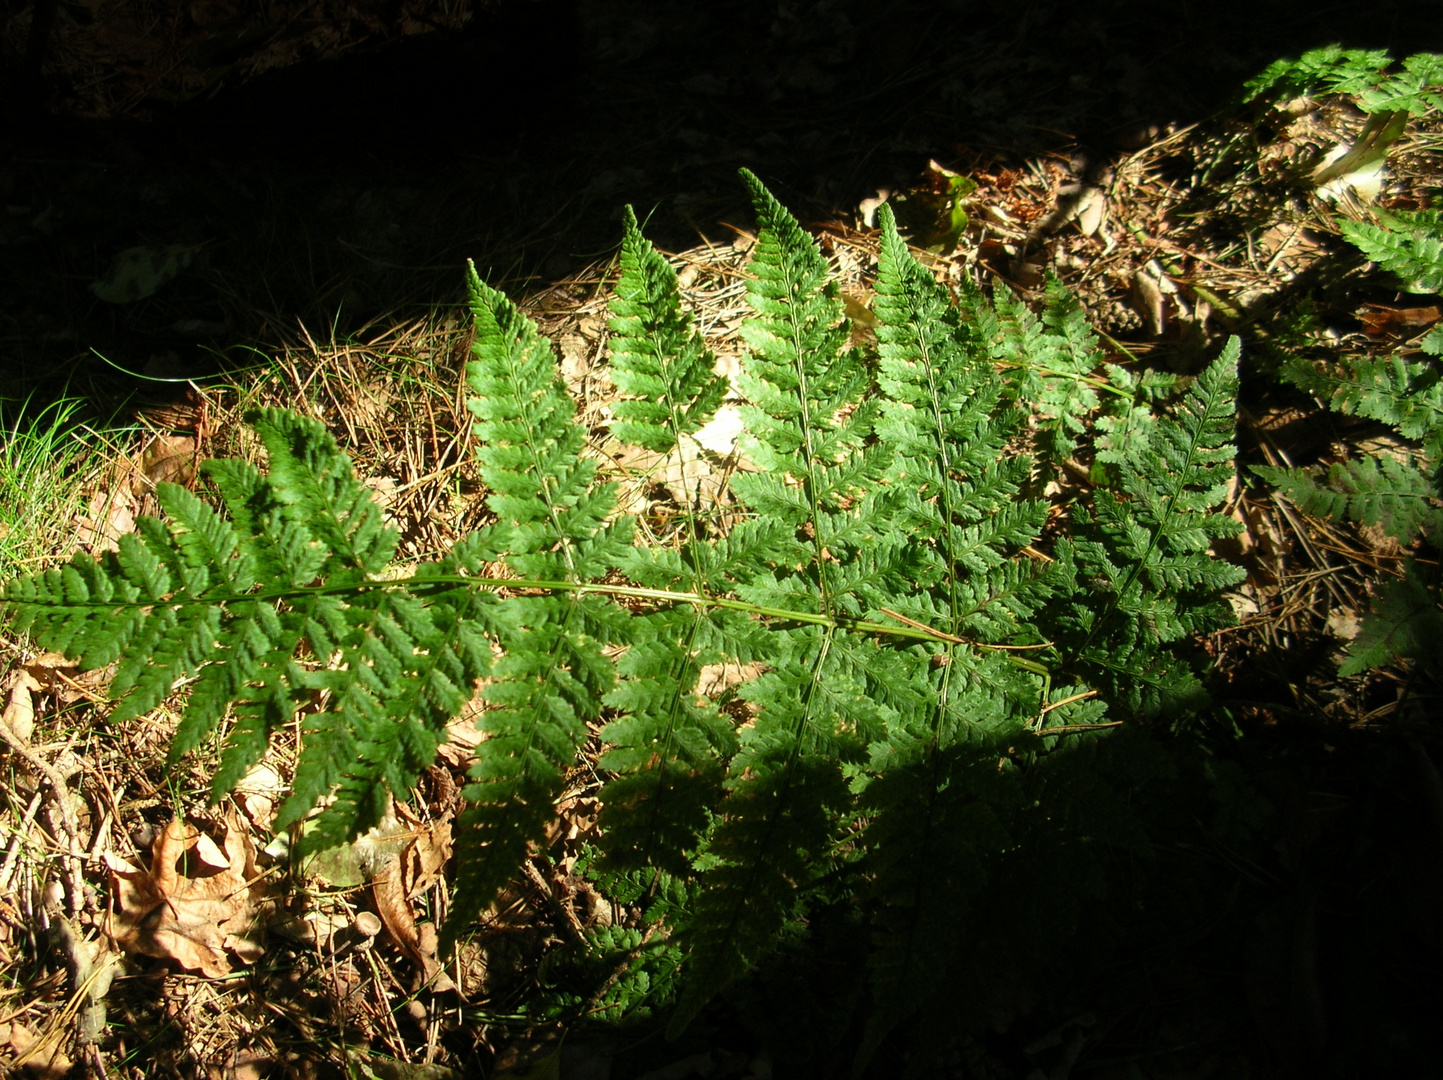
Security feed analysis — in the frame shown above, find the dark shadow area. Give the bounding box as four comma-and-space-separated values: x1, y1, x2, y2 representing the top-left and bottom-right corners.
5, 0, 1442, 407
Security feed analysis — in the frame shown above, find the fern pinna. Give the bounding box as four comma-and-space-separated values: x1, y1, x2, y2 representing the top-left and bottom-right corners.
1, 171, 1246, 1068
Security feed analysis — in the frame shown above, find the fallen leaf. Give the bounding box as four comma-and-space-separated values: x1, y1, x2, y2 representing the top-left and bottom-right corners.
134, 434, 198, 494
5, 1020, 74, 1079
372, 854, 457, 993
692, 404, 745, 456
75, 488, 136, 553
103, 811, 266, 978
398, 819, 452, 900
1357, 303, 1441, 336
1, 669, 40, 743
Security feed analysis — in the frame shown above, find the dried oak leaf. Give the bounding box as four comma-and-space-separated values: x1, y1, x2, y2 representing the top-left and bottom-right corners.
103, 811, 266, 978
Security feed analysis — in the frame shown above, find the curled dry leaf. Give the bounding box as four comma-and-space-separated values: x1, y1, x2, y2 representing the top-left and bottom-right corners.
103, 811, 267, 978
74, 488, 136, 553
371, 819, 457, 993
134, 434, 198, 495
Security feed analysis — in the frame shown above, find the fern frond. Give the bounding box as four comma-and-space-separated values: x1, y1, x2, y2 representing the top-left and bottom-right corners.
595, 613, 737, 877
729, 169, 897, 616
1054, 340, 1245, 714
607, 206, 729, 454
1358, 52, 1443, 116
1243, 46, 1394, 104
1, 408, 499, 848
448, 264, 633, 931
1285, 350, 1443, 459
1340, 562, 1443, 677
1340, 209, 1443, 295
853, 743, 1014, 1071
1256, 455, 1442, 544
668, 728, 852, 1038
964, 273, 1103, 469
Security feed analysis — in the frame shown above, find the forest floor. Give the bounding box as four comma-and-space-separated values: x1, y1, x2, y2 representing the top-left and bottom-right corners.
2, 2, 1441, 1078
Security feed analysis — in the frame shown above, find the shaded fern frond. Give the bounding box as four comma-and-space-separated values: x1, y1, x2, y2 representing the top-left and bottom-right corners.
963, 272, 1103, 469
1244, 46, 1394, 103
1244, 46, 1443, 115
1054, 340, 1245, 714
1256, 455, 1442, 544
1341, 562, 1443, 677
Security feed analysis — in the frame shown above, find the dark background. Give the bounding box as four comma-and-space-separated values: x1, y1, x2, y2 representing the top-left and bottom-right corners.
4, 0, 1441, 403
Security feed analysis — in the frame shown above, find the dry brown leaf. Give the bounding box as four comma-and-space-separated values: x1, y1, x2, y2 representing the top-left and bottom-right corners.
372, 858, 456, 993
695, 660, 765, 698
400, 819, 452, 899
18, 651, 109, 706
75, 488, 136, 553
371, 822, 457, 993
103, 811, 266, 978
1357, 303, 1442, 336
1, 669, 40, 744
135, 433, 198, 494
235, 763, 283, 830
5, 1020, 74, 1079
436, 699, 489, 767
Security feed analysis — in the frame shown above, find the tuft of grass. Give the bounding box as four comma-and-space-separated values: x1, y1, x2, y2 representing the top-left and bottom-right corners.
0, 397, 101, 582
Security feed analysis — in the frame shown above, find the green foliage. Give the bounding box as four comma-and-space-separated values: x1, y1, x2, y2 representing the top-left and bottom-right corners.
2, 409, 495, 851
1053, 343, 1246, 715
1341, 209, 1443, 295
1258, 193, 1443, 675
961, 272, 1105, 473
606, 206, 730, 453
1245, 46, 1443, 116
1258, 203, 1443, 680
0, 396, 94, 582
0, 171, 1247, 1065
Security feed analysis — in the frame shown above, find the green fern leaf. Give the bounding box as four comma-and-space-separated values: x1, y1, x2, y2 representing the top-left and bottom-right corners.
1341, 210, 1443, 294
1055, 339, 1245, 714
1243, 46, 1394, 104
964, 273, 1103, 469
1340, 563, 1443, 677
1255, 455, 1442, 543
448, 263, 634, 933
608, 206, 729, 454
